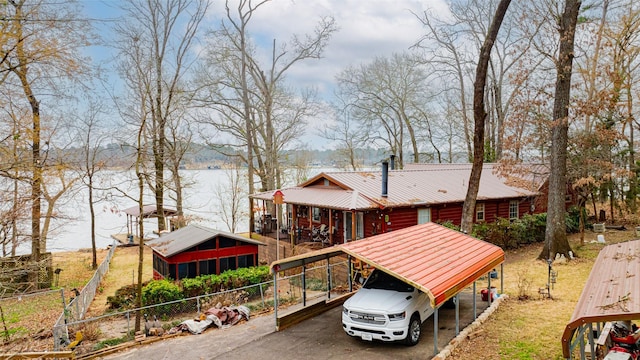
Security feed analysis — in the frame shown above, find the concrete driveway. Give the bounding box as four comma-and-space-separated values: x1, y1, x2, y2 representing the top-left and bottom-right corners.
104, 289, 490, 360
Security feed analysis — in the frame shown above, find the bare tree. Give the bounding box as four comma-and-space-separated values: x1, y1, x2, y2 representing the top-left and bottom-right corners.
199, 0, 336, 231
166, 109, 196, 229
334, 53, 435, 168
460, 0, 512, 235
415, 11, 475, 161
539, 0, 581, 260
213, 163, 248, 233
0, 0, 91, 264
73, 100, 110, 269
320, 103, 366, 171
115, 0, 209, 233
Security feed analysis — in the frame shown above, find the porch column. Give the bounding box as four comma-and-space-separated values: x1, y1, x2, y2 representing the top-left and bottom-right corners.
290, 204, 296, 246
351, 210, 356, 241
328, 209, 333, 245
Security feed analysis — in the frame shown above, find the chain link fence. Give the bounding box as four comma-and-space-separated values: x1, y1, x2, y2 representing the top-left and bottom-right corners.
53, 241, 117, 350
0, 288, 66, 352
52, 260, 351, 356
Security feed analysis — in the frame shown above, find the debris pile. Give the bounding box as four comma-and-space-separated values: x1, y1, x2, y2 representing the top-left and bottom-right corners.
169, 305, 250, 335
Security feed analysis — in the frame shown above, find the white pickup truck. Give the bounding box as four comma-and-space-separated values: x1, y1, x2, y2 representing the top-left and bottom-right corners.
341, 269, 434, 346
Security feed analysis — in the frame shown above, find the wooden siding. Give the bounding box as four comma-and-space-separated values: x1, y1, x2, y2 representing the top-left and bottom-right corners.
384, 208, 418, 232
285, 197, 543, 247
434, 204, 464, 226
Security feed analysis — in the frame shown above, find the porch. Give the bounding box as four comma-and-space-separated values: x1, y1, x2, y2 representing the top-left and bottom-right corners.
256, 220, 337, 248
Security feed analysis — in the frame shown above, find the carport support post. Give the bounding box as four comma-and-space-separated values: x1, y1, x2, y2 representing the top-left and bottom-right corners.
455, 294, 460, 335
302, 265, 307, 306
488, 275, 492, 305
347, 255, 353, 292
501, 263, 504, 294
473, 281, 477, 319
588, 323, 595, 359
433, 307, 439, 355
327, 259, 332, 299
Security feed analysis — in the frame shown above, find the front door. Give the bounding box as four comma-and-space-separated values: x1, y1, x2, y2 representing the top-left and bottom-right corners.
344, 211, 363, 242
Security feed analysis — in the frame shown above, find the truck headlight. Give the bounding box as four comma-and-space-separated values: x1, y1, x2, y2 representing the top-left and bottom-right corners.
388, 311, 406, 321
342, 306, 348, 315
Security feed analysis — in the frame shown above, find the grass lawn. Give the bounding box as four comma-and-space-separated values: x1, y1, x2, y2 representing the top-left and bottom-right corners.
86, 245, 153, 316
449, 229, 637, 360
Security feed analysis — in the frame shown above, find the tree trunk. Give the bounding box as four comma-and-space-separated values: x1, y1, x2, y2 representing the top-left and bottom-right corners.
460, 0, 512, 234
539, 0, 581, 260
89, 175, 97, 269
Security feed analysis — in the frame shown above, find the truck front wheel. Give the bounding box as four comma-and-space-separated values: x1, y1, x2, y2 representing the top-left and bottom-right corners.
404, 314, 421, 346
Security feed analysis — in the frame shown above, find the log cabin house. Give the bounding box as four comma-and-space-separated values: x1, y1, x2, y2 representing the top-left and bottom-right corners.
250, 162, 550, 247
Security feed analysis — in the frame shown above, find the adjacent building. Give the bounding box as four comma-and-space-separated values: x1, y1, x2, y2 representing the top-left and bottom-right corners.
145, 224, 265, 280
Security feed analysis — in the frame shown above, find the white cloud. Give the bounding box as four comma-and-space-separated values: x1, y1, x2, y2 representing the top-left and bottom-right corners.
208, 0, 451, 99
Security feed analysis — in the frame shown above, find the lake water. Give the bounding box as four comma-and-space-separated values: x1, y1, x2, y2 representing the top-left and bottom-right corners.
32, 169, 245, 254
32, 167, 341, 254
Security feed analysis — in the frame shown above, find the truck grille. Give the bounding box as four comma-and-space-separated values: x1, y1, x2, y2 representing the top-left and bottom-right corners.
349, 311, 386, 325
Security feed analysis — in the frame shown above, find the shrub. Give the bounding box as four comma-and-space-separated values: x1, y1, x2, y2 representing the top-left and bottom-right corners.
106, 282, 150, 311
176, 265, 271, 297
472, 213, 548, 249
180, 277, 205, 298
566, 206, 586, 233
437, 220, 459, 231
142, 279, 183, 306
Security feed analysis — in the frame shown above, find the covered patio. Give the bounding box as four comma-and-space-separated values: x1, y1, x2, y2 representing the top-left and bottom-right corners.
114, 204, 179, 245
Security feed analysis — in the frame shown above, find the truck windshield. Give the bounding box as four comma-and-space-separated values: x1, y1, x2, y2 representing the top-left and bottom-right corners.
363, 270, 414, 293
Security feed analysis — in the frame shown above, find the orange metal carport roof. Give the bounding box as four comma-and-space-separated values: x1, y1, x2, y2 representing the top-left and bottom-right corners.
271, 222, 505, 308
340, 222, 504, 307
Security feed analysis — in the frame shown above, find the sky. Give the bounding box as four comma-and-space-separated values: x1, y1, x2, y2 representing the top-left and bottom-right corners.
80, 0, 452, 149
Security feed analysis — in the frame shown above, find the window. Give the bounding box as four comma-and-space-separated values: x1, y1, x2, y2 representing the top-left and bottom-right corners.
199, 239, 216, 250
178, 263, 188, 280
188, 262, 197, 278
312, 207, 321, 222
156, 257, 168, 278
417, 208, 431, 224
169, 264, 176, 280
476, 203, 485, 222
219, 237, 236, 248
356, 212, 364, 239
199, 259, 217, 275
509, 201, 519, 220
220, 257, 237, 273
199, 260, 209, 275
238, 254, 254, 268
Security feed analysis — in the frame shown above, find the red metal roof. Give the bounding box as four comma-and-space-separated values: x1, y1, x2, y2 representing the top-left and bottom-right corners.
405, 163, 549, 191
251, 187, 377, 210
561, 240, 640, 358
270, 222, 505, 308
250, 164, 539, 210
340, 222, 504, 307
